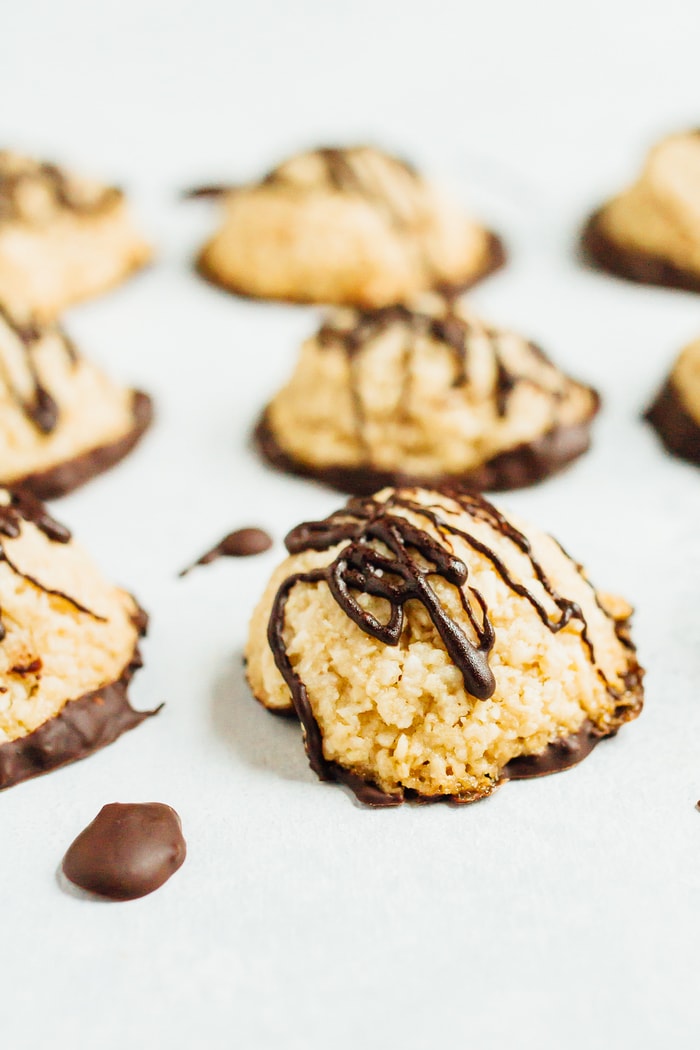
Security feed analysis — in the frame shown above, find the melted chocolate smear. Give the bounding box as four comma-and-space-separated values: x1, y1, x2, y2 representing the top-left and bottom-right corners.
179, 526, 272, 577
267, 490, 640, 805
62, 803, 186, 901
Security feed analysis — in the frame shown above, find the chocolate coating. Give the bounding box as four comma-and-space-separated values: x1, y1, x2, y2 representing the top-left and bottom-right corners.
581, 210, 700, 293
0, 620, 158, 791
62, 803, 186, 901
644, 378, 700, 466
179, 526, 272, 577
254, 406, 598, 496
11, 390, 153, 499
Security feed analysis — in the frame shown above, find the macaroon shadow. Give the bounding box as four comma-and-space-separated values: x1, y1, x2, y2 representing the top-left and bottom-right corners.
211, 650, 313, 787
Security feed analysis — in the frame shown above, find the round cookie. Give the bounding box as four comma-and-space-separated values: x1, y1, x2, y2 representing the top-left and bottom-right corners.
0, 302, 152, 498
246, 487, 643, 806
255, 296, 599, 493
582, 130, 700, 291
0, 150, 151, 318
0, 489, 155, 790
190, 146, 504, 306
645, 338, 700, 464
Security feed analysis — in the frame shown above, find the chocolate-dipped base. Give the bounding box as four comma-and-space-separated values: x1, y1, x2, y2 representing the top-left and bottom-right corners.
254, 709, 640, 808
645, 378, 700, 465
581, 210, 700, 293
0, 610, 157, 791
253, 402, 599, 496
195, 231, 507, 305
9, 390, 153, 500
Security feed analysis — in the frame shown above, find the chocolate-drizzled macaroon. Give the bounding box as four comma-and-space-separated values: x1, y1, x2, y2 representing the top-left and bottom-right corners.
189, 146, 504, 306
0, 490, 155, 790
582, 131, 700, 292
255, 295, 599, 494
0, 150, 150, 318
246, 488, 643, 806
0, 302, 152, 498
646, 338, 700, 465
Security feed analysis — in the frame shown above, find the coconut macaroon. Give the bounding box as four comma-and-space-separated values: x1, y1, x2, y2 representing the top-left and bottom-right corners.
0, 150, 151, 318
246, 488, 643, 806
582, 131, 700, 292
0, 302, 152, 498
190, 146, 504, 306
645, 338, 700, 465
0, 489, 154, 790
255, 296, 599, 493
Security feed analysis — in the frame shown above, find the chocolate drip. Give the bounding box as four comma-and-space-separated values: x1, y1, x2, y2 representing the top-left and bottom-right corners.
179, 526, 272, 577
0, 491, 107, 642
0, 304, 65, 434
0, 490, 70, 543
266, 490, 641, 804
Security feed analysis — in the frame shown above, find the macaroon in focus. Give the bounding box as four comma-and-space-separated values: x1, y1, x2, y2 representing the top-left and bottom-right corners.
246, 487, 643, 806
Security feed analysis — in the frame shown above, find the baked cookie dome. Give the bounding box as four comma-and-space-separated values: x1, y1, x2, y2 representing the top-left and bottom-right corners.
583, 130, 700, 291
246, 488, 643, 806
255, 296, 599, 493
646, 338, 700, 464
0, 302, 152, 498
0, 489, 154, 789
191, 146, 504, 306
0, 150, 151, 318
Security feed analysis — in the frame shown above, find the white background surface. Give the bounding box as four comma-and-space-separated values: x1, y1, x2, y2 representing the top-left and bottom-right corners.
2, 2, 700, 1047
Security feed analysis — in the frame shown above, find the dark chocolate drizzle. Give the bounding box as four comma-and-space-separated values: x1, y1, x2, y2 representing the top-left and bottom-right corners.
0, 153, 119, 225
317, 305, 564, 459
265, 490, 642, 806
179, 526, 272, 577
0, 491, 105, 641
0, 304, 80, 434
